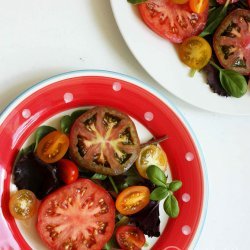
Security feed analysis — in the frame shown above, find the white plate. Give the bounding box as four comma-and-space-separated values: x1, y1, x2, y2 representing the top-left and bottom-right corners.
110, 0, 250, 115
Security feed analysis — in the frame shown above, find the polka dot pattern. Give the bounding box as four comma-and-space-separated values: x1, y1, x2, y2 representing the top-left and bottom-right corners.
144, 111, 154, 121
64, 92, 73, 103
182, 225, 191, 235
22, 109, 31, 119
112, 82, 122, 91
182, 193, 191, 203
185, 152, 194, 161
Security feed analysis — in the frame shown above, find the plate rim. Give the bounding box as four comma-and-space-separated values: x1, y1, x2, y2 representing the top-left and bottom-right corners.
0, 69, 208, 249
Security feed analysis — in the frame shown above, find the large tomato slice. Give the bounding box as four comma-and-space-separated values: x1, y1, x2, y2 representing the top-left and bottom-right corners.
213, 9, 250, 75
37, 179, 115, 250
69, 106, 140, 176
138, 0, 208, 43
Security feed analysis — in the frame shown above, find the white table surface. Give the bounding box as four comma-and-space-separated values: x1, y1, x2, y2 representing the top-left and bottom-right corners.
0, 1, 250, 249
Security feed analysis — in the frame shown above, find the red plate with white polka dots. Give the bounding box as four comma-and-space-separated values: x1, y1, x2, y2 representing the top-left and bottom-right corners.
0, 70, 208, 250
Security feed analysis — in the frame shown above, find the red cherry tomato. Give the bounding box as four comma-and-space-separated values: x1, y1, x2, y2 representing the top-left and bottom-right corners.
116, 225, 146, 250
57, 159, 79, 184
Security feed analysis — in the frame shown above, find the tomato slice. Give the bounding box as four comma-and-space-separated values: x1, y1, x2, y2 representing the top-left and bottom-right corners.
189, 0, 208, 14
116, 186, 150, 215
69, 106, 140, 176
9, 190, 37, 220
37, 179, 115, 250
57, 159, 79, 184
36, 131, 69, 163
136, 144, 168, 179
138, 0, 208, 43
116, 225, 146, 250
213, 9, 250, 75
179, 36, 212, 69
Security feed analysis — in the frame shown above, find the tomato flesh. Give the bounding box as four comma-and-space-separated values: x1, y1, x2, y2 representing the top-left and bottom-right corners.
69, 107, 140, 176
9, 189, 37, 220
57, 159, 79, 184
116, 186, 150, 215
116, 225, 146, 250
213, 9, 250, 75
179, 36, 212, 69
36, 131, 69, 163
138, 0, 208, 43
37, 179, 115, 250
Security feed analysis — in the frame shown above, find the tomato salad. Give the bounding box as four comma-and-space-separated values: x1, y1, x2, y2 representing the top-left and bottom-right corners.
128, 0, 250, 98
10, 106, 182, 250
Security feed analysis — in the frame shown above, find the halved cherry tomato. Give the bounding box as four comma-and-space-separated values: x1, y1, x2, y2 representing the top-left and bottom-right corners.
9, 189, 37, 220
116, 186, 150, 215
171, 0, 189, 4
189, 0, 208, 14
36, 131, 69, 163
179, 36, 212, 69
116, 225, 146, 250
136, 144, 168, 179
138, 0, 208, 43
57, 159, 79, 184
213, 9, 250, 75
37, 179, 115, 250
69, 106, 140, 176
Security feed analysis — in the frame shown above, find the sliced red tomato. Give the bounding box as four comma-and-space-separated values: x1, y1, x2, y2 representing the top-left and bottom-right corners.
213, 9, 250, 75
116, 225, 146, 250
36, 131, 69, 163
138, 0, 208, 43
216, 0, 239, 4
115, 186, 150, 215
69, 106, 140, 176
37, 179, 115, 250
57, 159, 79, 184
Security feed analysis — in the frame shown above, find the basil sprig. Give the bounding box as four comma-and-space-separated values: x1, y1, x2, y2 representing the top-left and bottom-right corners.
127, 0, 147, 4
146, 165, 182, 218
200, 0, 230, 37
210, 61, 248, 98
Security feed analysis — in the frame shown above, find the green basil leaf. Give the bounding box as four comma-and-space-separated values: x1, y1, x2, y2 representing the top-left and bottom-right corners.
169, 180, 182, 192
60, 115, 73, 134
200, 5, 227, 37
34, 126, 56, 151
163, 195, 180, 218
150, 187, 169, 201
103, 235, 119, 250
146, 165, 167, 187
220, 69, 248, 98
91, 173, 107, 180
127, 0, 147, 4
70, 109, 87, 121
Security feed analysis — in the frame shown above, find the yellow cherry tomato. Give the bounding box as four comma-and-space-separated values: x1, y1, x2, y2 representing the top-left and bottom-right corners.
136, 145, 168, 179
189, 0, 208, 14
179, 36, 212, 70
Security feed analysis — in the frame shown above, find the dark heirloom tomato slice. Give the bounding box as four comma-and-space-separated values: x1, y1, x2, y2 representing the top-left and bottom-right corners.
138, 0, 208, 43
213, 9, 250, 75
69, 106, 140, 176
37, 179, 115, 250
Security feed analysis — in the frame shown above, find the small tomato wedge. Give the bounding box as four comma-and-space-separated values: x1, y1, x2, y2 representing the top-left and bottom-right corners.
116, 225, 146, 250
189, 0, 208, 14
179, 36, 212, 69
37, 179, 115, 250
136, 145, 168, 179
36, 131, 69, 163
69, 106, 140, 176
9, 189, 37, 220
138, 0, 208, 43
116, 186, 150, 215
57, 159, 79, 184
213, 9, 250, 75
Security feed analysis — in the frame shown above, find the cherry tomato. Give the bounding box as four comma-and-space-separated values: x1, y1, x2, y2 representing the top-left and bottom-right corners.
37, 179, 115, 250
9, 189, 37, 220
36, 131, 69, 163
179, 36, 212, 69
189, 0, 208, 14
213, 9, 250, 75
116, 225, 146, 250
171, 0, 189, 4
138, 0, 208, 43
69, 106, 140, 176
57, 159, 79, 184
115, 186, 150, 215
136, 145, 168, 179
